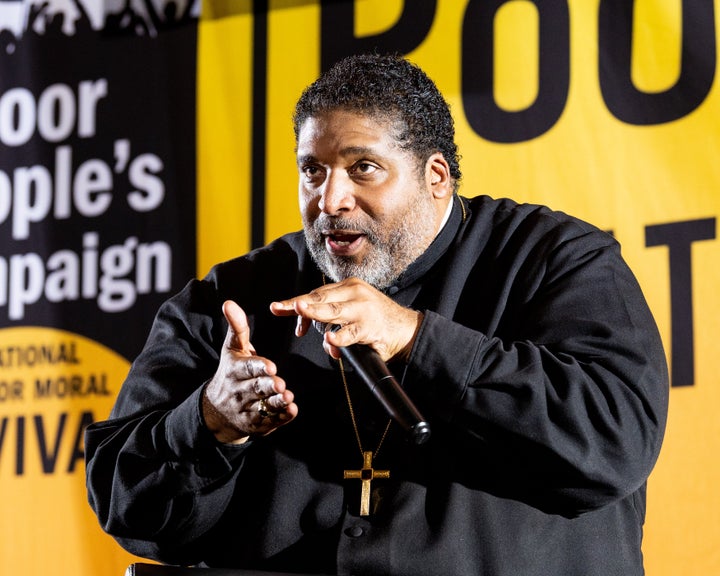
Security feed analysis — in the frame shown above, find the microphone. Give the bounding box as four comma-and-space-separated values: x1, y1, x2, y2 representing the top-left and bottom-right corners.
313, 321, 431, 445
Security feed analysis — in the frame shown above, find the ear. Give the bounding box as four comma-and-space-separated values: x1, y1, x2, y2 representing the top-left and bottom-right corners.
425, 152, 453, 199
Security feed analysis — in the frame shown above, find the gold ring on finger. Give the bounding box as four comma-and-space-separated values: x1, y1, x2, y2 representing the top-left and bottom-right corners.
257, 398, 278, 418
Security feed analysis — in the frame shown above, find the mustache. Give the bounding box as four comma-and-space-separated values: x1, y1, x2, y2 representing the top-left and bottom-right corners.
312, 215, 379, 241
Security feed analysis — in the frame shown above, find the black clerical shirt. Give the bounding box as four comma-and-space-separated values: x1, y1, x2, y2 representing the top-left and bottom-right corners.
86, 194, 668, 576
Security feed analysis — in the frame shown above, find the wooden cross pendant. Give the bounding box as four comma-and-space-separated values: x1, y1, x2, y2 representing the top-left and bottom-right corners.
344, 451, 390, 516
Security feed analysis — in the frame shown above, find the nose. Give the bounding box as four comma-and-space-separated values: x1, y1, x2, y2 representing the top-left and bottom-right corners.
318, 171, 355, 215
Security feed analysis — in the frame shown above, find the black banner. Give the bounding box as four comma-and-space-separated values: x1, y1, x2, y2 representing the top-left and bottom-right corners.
0, 0, 198, 360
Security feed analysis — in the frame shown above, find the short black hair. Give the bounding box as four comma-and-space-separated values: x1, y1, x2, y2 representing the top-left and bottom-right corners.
293, 53, 462, 183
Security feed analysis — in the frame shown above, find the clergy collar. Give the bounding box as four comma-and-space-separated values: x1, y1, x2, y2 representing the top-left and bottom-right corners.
383, 194, 465, 295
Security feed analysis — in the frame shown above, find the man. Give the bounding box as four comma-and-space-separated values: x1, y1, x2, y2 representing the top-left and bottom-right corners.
85, 54, 669, 576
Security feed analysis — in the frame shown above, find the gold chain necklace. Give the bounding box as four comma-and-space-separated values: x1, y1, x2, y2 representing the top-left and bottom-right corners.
324, 195, 464, 514
338, 357, 393, 516
319, 274, 393, 515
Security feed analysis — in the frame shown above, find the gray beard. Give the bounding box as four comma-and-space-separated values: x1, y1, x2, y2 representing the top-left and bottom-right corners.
303, 192, 437, 290
306, 225, 401, 289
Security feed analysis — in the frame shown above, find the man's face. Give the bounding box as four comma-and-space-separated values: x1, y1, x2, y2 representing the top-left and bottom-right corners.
296, 109, 441, 289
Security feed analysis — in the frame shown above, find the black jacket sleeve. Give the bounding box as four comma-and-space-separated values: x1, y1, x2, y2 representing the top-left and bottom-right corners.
84, 276, 254, 564
406, 214, 669, 516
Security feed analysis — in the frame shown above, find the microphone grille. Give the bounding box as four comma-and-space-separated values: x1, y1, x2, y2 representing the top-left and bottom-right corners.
312, 320, 339, 334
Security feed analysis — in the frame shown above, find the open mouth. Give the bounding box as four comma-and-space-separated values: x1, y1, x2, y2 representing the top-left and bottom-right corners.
324, 230, 366, 255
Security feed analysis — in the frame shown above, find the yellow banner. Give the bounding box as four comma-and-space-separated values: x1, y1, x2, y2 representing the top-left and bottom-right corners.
198, 1, 719, 575
0, 327, 139, 574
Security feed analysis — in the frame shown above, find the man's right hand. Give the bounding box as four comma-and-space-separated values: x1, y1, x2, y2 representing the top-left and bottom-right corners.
202, 300, 297, 444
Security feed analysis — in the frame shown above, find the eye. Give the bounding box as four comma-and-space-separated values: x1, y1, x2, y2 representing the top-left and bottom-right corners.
351, 161, 378, 176
301, 164, 324, 181
301, 164, 317, 176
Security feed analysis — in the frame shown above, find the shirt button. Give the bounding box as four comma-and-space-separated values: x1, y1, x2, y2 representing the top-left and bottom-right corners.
388, 285, 399, 295
345, 525, 365, 538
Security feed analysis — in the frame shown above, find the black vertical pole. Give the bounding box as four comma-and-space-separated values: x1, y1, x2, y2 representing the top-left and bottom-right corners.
251, 0, 268, 248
